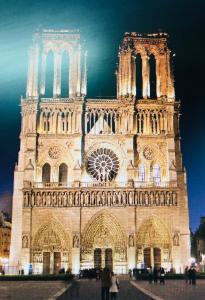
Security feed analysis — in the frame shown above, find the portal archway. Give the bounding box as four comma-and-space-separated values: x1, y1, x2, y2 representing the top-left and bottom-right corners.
81, 210, 127, 273
136, 217, 171, 269
32, 218, 71, 274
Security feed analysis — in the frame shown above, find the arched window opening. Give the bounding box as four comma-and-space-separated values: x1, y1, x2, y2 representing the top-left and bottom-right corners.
45, 51, 54, 97
59, 163, 68, 184
152, 164, 161, 185
61, 51, 69, 97
149, 54, 157, 99
42, 163, 51, 183
138, 165, 145, 182
136, 54, 143, 99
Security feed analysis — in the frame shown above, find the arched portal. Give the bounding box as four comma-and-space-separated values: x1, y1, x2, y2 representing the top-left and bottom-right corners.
136, 218, 171, 269
32, 218, 71, 274
81, 210, 127, 273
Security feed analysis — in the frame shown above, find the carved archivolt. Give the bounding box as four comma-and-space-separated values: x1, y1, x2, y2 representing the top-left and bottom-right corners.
136, 217, 171, 248
81, 210, 127, 251
32, 218, 71, 253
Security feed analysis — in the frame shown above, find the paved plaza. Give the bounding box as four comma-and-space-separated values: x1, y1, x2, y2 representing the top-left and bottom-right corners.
136, 279, 205, 300
0, 281, 67, 300
59, 278, 151, 300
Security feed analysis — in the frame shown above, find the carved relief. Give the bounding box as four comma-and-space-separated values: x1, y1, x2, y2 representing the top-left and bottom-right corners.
143, 146, 154, 160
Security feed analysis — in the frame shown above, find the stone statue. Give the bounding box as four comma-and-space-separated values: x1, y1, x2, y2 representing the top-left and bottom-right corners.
173, 233, 179, 246
22, 235, 29, 248
73, 235, 80, 248
129, 234, 134, 247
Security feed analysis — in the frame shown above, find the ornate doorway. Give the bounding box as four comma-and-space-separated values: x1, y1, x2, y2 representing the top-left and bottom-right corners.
81, 211, 127, 273
143, 247, 161, 268
94, 248, 102, 268
105, 248, 113, 270
54, 252, 61, 274
143, 248, 151, 268
43, 252, 50, 274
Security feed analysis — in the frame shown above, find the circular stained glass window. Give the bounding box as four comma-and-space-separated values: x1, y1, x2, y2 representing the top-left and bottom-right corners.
87, 148, 120, 182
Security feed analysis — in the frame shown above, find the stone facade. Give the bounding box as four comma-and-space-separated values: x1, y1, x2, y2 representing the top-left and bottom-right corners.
0, 212, 11, 272
9, 29, 190, 274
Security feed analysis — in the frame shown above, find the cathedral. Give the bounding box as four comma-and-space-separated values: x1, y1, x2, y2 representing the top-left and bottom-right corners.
9, 29, 190, 274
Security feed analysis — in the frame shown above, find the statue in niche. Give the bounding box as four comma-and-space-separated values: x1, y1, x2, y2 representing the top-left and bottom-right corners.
173, 233, 180, 246
85, 192, 90, 206
24, 193, 29, 206
22, 235, 29, 248
80, 192, 84, 206
155, 192, 160, 206
112, 192, 117, 205
144, 192, 149, 206
107, 192, 111, 206
159, 191, 164, 206
91, 192, 95, 205
58, 192, 63, 206
62, 192, 67, 206
128, 191, 133, 205
150, 192, 154, 205
31, 192, 35, 206
134, 191, 138, 205
129, 234, 134, 247
101, 191, 106, 205
97, 192, 101, 205
166, 192, 171, 206
74, 192, 79, 206
122, 192, 127, 206
172, 192, 177, 205
73, 235, 80, 248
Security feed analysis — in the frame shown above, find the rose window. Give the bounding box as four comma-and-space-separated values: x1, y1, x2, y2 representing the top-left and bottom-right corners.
87, 148, 120, 182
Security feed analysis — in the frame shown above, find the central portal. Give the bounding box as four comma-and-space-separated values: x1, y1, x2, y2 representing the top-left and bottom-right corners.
94, 248, 113, 270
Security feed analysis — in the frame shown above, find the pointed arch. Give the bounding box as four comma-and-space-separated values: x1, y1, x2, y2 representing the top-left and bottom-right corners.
42, 163, 51, 183
59, 163, 68, 184
149, 54, 157, 98
136, 217, 171, 248
136, 54, 143, 99
45, 51, 54, 97
32, 218, 71, 252
61, 50, 69, 97
82, 210, 127, 250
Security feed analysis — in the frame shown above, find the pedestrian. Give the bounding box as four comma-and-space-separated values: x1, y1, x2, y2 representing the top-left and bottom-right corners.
101, 267, 111, 300
159, 267, 165, 285
184, 266, 189, 284
188, 267, 192, 285
129, 269, 132, 279
109, 271, 119, 300
148, 266, 153, 284
153, 267, 158, 284
191, 266, 197, 285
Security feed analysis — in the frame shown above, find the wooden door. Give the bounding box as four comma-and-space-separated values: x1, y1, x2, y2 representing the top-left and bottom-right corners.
143, 248, 151, 268
94, 248, 102, 269
43, 252, 50, 274
105, 248, 113, 271
54, 252, 61, 274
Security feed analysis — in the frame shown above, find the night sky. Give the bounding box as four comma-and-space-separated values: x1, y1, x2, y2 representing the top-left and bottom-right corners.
0, 0, 204, 231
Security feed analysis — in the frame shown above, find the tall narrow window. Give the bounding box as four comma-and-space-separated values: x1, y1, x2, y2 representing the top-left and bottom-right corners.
139, 165, 145, 182
152, 164, 161, 185
136, 54, 143, 99
45, 51, 54, 97
42, 163, 51, 183
59, 163, 68, 184
149, 54, 156, 98
61, 51, 69, 97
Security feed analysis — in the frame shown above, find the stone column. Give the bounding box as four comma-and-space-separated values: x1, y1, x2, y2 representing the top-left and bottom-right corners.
26, 44, 39, 98
142, 55, 150, 99
53, 51, 61, 98
156, 57, 161, 98
77, 45, 81, 96
40, 51, 47, 96
131, 56, 136, 97
81, 51, 87, 96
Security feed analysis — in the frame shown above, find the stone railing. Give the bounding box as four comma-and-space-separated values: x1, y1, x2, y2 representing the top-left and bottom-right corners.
23, 180, 177, 189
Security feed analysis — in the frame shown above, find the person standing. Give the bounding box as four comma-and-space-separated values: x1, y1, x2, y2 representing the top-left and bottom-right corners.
109, 272, 119, 300
101, 267, 111, 300
159, 267, 165, 285
184, 266, 189, 284
153, 267, 158, 284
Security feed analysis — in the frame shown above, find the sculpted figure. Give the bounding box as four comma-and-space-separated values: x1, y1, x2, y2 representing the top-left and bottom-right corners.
172, 192, 177, 205
129, 234, 134, 247
62, 192, 67, 206
24, 192, 29, 206
144, 192, 149, 205
101, 191, 106, 205
128, 191, 133, 205
74, 192, 79, 206
91, 192, 95, 205
58, 192, 63, 206
31, 192, 35, 206
85, 192, 90, 206
22, 235, 29, 248
73, 235, 80, 248
107, 192, 111, 206
97, 192, 101, 205
173, 233, 179, 246
122, 192, 127, 206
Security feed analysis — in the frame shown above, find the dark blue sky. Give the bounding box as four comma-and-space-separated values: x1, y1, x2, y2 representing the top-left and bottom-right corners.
0, 0, 204, 231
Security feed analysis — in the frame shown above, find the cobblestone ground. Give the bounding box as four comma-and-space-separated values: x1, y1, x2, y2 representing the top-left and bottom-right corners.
137, 279, 205, 300
58, 278, 152, 300
0, 281, 66, 300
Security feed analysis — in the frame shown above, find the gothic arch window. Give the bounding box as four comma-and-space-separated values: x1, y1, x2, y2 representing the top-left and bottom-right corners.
42, 163, 51, 183
149, 54, 157, 99
61, 51, 69, 97
45, 51, 54, 97
152, 164, 161, 185
59, 163, 68, 184
138, 164, 145, 182
136, 54, 143, 99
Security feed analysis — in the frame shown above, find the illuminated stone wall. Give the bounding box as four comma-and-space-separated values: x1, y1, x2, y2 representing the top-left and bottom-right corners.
9, 30, 190, 275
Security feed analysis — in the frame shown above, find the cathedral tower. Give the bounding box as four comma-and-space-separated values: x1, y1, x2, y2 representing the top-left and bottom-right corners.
9, 30, 190, 275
